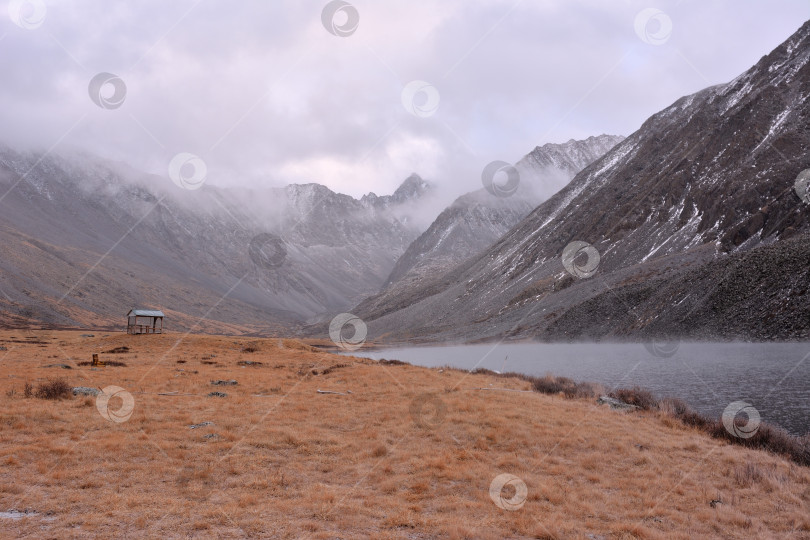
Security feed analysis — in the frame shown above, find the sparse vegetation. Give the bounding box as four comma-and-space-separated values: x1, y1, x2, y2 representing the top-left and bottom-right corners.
528, 373, 603, 399
713, 421, 810, 467
320, 363, 348, 375
378, 358, 407, 366
33, 378, 72, 400
237, 360, 263, 366
609, 386, 659, 410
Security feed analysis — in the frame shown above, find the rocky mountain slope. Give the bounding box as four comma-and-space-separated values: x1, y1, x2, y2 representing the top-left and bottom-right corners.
0, 151, 431, 333
346, 20, 810, 343
373, 135, 623, 305
381, 190, 536, 290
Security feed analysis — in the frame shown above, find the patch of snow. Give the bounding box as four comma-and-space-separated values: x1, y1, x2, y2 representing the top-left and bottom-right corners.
434, 222, 457, 248
640, 202, 703, 263
0, 510, 37, 520
721, 79, 753, 114
752, 109, 791, 154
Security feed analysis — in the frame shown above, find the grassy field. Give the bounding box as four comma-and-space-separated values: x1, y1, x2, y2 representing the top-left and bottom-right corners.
1, 330, 809, 538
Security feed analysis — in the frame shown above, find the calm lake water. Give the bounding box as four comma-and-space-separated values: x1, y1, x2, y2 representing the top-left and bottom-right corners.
350, 342, 810, 436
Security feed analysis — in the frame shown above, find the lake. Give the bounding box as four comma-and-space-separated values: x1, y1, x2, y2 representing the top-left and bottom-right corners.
349, 342, 810, 436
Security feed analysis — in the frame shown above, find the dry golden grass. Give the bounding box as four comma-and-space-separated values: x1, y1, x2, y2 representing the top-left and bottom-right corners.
1, 330, 809, 538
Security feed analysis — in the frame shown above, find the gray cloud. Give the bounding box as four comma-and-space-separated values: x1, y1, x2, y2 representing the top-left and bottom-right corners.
1, 0, 808, 202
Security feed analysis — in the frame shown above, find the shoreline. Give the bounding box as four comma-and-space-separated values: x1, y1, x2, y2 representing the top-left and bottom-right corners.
346, 342, 810, 439
349, 344, 810, 467
453, 366, 810, 467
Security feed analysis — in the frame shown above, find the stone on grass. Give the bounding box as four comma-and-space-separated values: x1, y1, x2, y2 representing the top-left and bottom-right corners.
72, 387, 100, 396
596, 395, 639, 411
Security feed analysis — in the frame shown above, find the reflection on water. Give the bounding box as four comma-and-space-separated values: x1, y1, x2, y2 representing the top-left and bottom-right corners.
350, 342, 810, 436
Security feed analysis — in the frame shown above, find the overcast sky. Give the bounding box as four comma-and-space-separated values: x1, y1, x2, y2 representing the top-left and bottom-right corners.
1, 0, 808, 199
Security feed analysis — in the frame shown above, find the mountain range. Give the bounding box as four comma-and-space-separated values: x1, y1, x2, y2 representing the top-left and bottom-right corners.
345, 19, 810, 343
0, 153, 431, 333
0, 134, 617, 334
4, 19, 810, 343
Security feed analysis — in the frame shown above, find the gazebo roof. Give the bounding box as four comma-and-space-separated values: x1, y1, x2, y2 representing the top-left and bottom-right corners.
128, 309, 165, 317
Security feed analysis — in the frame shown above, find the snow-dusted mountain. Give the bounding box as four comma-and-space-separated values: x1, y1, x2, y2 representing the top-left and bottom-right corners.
365, 135, 623, 309
343, 20, 810, 343
0, 150, 431, 333
517, 134, 626, 199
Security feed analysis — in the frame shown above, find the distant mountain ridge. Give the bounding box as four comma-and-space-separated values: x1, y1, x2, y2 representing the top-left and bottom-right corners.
518, 134, 626, 186
0, 149, 432, 333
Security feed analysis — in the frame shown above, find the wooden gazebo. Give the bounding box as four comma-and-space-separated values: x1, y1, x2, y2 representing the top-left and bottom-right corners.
126, 309, 164, 334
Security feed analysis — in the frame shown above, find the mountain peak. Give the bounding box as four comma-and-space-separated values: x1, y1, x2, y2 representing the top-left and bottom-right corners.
361, 174, 431, 207
391, 174, 430, 203
284, 183, 335, 197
